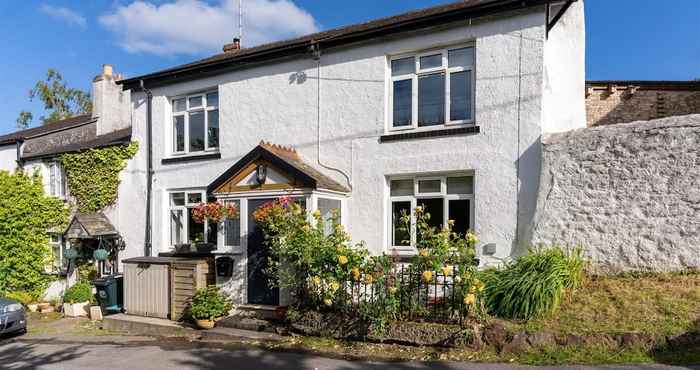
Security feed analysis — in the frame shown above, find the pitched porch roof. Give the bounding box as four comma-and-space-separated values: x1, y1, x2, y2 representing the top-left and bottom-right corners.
208, 141, 349, 194
64, 212, 119, 239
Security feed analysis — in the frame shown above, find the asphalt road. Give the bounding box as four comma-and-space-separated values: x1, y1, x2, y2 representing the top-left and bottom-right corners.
1, 336, 699, 370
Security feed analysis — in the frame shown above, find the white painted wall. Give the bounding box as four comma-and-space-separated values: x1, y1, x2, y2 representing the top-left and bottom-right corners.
128, 8, 557, 269
0, 144, 17, 172
542, 0, 586, 133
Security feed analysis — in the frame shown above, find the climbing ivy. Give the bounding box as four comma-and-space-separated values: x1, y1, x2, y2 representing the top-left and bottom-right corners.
60, 142, 139, 213
0, 170, 69, 298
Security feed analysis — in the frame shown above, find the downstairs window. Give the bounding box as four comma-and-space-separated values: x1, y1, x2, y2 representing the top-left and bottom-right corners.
389, 175, 474, 250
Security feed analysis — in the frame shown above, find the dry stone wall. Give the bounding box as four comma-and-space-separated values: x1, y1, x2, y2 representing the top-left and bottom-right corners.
531, 114, 700, 273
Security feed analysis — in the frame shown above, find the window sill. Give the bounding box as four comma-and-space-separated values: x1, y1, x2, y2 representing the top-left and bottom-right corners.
380, 125, 480, 143
161, 152, 221, 164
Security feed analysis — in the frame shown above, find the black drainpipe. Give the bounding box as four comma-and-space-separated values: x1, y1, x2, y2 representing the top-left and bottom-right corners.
140, 80, 153, 257
15, 139, 24, 169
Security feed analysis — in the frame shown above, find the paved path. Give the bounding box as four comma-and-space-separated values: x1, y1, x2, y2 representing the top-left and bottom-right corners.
1, 335, 699, 370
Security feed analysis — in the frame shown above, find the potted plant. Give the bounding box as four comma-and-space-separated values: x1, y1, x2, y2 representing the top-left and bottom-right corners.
63, 281, 94, 317
189, 286, 232, 329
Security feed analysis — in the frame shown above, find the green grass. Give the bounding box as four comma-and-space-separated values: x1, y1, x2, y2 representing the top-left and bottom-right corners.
523, 273, 700, 336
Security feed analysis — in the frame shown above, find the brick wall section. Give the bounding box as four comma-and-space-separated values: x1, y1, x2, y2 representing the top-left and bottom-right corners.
531, 114, 700, 273
586, 84, 700, 127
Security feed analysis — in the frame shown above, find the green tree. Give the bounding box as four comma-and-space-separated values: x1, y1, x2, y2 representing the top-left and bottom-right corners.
16, 69, 92, 129
0, 170, 69, 298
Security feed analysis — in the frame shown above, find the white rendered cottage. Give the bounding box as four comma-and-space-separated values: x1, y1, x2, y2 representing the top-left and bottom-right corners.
4, 0, 583, 307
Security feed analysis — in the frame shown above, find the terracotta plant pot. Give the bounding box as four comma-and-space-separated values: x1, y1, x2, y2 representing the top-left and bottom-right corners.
195, 319, 216, 330
38, 302, 51, 310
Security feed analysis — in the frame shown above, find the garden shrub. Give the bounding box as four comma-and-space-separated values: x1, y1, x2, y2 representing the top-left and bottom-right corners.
0, 170, 69, 299
4, 291, 35, 306
189, 286, 233, 320
63, 281, 94, 304
253, 197, 368, 307
480, 247, 585, 320
253, 196, 483, 333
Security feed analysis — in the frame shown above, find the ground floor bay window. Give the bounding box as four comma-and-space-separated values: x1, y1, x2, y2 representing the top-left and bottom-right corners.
389, 174, 474, 253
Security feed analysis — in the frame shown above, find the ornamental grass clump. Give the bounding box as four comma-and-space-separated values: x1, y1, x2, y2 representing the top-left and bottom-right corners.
480, 246, 585, 320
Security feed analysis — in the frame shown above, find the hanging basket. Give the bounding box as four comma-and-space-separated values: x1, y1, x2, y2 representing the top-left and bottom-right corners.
64, 248, 78, 260
93, 249, 109, 261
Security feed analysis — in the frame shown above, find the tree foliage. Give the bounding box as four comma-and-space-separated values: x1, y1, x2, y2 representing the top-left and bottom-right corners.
0, 170, 69, 299
16, 69, 92, 129
60, 143, 139, 213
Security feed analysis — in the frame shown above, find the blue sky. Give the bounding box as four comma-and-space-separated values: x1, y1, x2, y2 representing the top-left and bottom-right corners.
1, 0, 698, 136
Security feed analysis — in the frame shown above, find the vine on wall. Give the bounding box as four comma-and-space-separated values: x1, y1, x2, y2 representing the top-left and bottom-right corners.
0, 170, 69, 298
61, 142, 139, 212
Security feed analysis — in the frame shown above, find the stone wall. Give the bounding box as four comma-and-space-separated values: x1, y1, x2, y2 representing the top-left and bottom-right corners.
586, 84, 700, 127
531, 114, 700, 273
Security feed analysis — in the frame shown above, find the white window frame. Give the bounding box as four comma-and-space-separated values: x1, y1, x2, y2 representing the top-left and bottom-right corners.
168, 189, 214, 248
170, 90, 219, 156
387, 175, 475, 252
48, 233, 69, 273
48, 161, 66, 199
388, 44, 476, 132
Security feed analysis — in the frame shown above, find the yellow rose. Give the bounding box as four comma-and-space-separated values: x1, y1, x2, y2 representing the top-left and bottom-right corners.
364, 274, 374, 285
330, 281, 340, 292
351, 267, 361, 281
441, 266, 453, 276
336, 244, 344, 252
334, 224, 344, 232
312, 276, 321, 286
419, 249, 429, 258
466, 231, 479, 245
474, 279, 485, 292
422, 270, 433, 283
414, 206, 423, 214
454, 275, 462, 283
388, 286, 398, 295
469, 285, 477, 293
302, 224, 311, 232
447, 219, 456, 226
312, 209, 322, 219
323, 298, 333, 307
464, 294, 476, 305
338, 255, 349, 265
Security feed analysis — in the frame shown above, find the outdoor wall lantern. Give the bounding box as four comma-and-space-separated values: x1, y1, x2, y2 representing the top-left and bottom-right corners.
256, 164, 268, 185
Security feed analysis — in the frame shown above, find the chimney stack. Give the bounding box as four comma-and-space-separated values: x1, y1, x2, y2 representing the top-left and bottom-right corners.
222, 38, 241, 53
93, 64, 130, 136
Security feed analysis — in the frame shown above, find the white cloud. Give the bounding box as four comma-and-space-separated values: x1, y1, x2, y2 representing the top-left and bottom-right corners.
99, 0, 319, 56
39, 4, 87, 28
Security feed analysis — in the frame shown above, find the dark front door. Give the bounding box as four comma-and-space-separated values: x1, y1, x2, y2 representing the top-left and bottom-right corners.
247, 198, 279, 306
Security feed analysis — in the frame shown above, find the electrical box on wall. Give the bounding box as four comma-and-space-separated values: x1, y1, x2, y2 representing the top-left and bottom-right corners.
216, 256, 234, 278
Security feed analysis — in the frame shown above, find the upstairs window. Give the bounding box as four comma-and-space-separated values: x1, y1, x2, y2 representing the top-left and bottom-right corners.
48, 161, 66, 198
171, 91, 219, 155
390, 45, 475, 130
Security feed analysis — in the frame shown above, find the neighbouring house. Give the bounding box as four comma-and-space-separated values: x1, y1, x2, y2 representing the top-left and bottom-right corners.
111, 0, 586, 307
0, 66, 142, 300
585, 80, 700, 126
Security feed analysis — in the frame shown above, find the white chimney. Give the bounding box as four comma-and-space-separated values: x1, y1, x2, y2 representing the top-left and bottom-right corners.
93, 64, 130, 136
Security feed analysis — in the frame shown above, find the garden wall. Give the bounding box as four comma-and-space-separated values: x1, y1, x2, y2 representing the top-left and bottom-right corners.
531, 114, 700, 273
